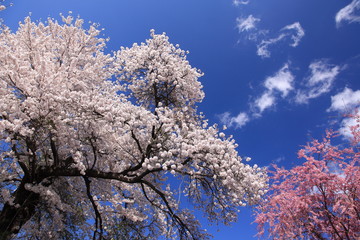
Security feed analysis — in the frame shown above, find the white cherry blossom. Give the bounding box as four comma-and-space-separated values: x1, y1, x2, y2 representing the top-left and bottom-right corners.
0, 15, 267, 240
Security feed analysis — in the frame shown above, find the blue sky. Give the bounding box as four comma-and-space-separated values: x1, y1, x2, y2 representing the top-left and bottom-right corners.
2, 0, 360, 239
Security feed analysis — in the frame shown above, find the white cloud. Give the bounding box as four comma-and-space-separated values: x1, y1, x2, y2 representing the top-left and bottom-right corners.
218, 111, 250, 129
247, 29, 269, 42
328, 161, 346, 178
339, 117, 358, 140
273, 156, 285, 163
218, 65, 294, 128
328, 87, 360, 112
256, 22, 305, 58
335, 0, 360, 27
296, 60, 340, 104
254, 92, 275, 113
326, 87, 360, 140
218, 112, 232, 126
231, 112, 250, 128
236, 15, 260, 32
252, 64, 294, 114
233, 0, 250, 7
218, 64, 294, 128
264, 64, 294, 97
257, 34, 285, 58
307, 61, 340, 86
281, 22, 305, 47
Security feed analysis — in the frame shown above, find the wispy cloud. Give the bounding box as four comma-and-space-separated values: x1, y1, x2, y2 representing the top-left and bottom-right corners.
327, 87, 360, 139
219, 59, 344, 129
339, 117, 358, 140
257, 35, 285, 58
282, 22, 305, 47
218, 111, 249, 129
236, 15, 260, 32
253, 64, 294, 114
264, 63, 294, 97
295, 60, 341, 104
328, 161, 346, 178
328, 87, 360, 112
233, 0, 250, 7
273, 156, 285, 164
256, 22, 305, 58
335, 0, 360, 27
254, 92, 275, 114
219, 64, 294, 129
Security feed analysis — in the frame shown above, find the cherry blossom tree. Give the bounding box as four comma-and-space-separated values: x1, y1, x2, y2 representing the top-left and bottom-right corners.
0, 15, 268, 239
255, 115, 360, 240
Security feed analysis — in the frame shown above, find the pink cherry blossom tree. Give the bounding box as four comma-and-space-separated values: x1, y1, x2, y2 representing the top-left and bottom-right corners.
0, 15, 268, 239
255, 115, 360, 240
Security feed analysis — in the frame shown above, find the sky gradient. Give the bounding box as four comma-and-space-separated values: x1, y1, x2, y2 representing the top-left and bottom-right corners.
1, 0, 360, 239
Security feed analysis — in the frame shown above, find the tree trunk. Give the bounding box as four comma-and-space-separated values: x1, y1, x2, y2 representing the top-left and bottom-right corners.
0, 180, 40, 240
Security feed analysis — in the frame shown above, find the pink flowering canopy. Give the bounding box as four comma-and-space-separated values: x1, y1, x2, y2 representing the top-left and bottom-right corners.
0, 15, 268, 239
255, 114, 360, 240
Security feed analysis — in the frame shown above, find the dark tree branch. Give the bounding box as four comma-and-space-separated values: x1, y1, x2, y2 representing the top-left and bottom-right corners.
0, 179, 40, 240
83, 176, 103, 240
318, 185, 348, 240
88, 137, 98, 170
139, 179, 196, 240
49, 135, 59, 167
130, 130, 144, 156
